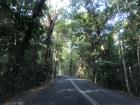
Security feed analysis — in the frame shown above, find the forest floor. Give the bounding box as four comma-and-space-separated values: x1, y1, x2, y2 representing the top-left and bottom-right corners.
0, 79, 53, 105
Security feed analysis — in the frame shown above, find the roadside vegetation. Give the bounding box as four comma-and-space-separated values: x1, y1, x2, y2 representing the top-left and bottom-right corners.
0, 0, 140, 98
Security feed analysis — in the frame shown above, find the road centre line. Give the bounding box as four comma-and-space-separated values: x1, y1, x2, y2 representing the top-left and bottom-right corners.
69, 79, 99, 105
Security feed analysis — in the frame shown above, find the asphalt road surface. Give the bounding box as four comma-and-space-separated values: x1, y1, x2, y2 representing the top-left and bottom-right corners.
4, 75, 140, 105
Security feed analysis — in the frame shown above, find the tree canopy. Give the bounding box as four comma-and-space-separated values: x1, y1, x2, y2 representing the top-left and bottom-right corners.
0, 0, 140, 97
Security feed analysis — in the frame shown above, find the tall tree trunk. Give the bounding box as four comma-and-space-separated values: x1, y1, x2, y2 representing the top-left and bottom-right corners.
16, 0, 46, 66
137, 36, 140, 68
69, 58, 73, 76
44, 11, 58, 78
121, 40, 132, 95
128, 66, 138, 94
45, 32, 53, 78
8, 0, 47, 91
94, 72, 97, 84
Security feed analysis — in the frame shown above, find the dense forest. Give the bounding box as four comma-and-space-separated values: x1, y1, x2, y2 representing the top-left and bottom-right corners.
0, 0, 140, 98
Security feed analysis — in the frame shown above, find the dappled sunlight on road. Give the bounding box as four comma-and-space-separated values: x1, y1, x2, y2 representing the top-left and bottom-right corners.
65, 78, 88, 81
4, 101, 24, 105
2, 76, 140, 105
55, 88, 75, 93
84, 89, 101, 94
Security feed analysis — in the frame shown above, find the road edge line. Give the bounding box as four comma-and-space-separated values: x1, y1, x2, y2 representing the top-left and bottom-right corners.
69, 79, 99, 105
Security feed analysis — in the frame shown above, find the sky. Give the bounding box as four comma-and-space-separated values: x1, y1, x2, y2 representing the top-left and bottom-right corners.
48, 0, 70, 10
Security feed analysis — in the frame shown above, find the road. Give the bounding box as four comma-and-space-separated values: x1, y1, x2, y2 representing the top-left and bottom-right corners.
4, 75, 140, 105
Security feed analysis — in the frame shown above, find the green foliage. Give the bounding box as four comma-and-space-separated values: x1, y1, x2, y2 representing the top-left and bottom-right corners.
0, 0, 53, 96
57, 0, 140, 96
0, 0, 140, 98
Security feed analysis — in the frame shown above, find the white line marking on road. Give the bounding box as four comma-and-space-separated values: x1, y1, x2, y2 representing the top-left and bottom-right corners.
69, 79, 100, 105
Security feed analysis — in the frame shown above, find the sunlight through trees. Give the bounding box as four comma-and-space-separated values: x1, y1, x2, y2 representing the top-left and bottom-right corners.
0, 0, 140, 98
